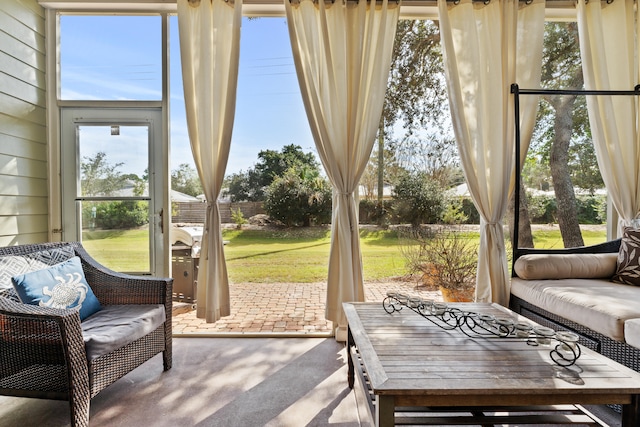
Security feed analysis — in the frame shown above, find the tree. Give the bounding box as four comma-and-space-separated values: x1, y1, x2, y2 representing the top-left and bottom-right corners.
569, 134, 604, 194
360, 145, 406, 200
79, 152, 148, 229
370, 20, 451, 212
80, 151, 127, 197
225, 170, 254, 202
395, 134, 462, 188
534, 22, 597, 247
171, 163, 203, 197
224, 144, 320, 202
510, 22, 604, 249
384, 21, 448, 140
255, 144, 319, 187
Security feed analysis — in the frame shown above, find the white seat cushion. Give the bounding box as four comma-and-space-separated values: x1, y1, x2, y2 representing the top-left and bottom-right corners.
624, 318, 640, 350
511, 277, 640, 341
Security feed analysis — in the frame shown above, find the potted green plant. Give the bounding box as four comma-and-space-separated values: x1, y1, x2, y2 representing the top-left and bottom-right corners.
401, 225, 478, 302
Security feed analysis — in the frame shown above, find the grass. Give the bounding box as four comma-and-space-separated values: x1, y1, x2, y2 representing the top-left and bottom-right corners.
529, 228, 606, 249
222, 227, 407, 282
82, 228, 150, 272
79, 225, 608, 281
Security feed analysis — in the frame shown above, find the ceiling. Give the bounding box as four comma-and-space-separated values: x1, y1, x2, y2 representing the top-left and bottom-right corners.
38, 0, 579, 20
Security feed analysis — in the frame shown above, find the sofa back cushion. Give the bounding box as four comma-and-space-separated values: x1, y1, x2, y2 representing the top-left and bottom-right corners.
514, 252, 618, 280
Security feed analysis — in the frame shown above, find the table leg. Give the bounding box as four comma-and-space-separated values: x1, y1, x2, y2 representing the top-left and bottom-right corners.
347, 326, 354, 389
376, 395, 394, 427
622, 394, 640, 427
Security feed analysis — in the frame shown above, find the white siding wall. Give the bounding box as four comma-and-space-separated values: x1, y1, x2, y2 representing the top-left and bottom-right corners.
0, 0, 48, 246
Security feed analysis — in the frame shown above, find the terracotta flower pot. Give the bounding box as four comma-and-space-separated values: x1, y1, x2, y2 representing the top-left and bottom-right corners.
419, 263, 440, 288
439, 286, 475, 302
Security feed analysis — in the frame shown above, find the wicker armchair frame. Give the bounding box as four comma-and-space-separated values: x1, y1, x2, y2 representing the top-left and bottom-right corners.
0, 242, 173, 427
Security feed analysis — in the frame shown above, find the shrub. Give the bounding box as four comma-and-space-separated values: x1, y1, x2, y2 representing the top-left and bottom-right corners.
231, 207, 248, 229
359, 199, 392, 225
442, 197, 468, 225
527, 193, 556, 223
264, 168, 332, 227
400, 226, 478, 292
392, 171, 445, 227
459, 198, 480, 224
576, 194, 607, 224
526, 193, 606, 225
83, 201, 148, 230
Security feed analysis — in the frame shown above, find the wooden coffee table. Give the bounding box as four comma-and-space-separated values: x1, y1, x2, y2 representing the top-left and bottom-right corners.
344, 302, 640, 426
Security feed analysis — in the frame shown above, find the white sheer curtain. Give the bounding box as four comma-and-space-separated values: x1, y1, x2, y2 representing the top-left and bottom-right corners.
285, 0, 400, 332
577, 0, 640, 233
438, 0, 545, 305
177, 0, 241, 322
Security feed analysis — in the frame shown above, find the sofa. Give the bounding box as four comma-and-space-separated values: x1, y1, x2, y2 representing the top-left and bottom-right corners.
0, 242, 173, 427
509, 236, 640, 378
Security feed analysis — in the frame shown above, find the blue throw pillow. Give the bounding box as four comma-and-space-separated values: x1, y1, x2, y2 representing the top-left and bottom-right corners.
12, 256, 102, 320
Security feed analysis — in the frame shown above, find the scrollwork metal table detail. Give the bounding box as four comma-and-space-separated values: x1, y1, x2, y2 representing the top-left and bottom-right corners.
383, 291, 581, 367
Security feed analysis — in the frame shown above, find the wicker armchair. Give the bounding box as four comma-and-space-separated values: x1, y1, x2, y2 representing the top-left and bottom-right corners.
0, 242, 173, 427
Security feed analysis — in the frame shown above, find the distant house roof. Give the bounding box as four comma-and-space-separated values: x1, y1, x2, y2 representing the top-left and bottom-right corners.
171, 190, 200, 202
448, 183, 470, 197
358, 184, 393, 199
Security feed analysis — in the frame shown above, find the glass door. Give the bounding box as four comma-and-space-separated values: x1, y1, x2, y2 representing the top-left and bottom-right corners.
61, 108, 166, 275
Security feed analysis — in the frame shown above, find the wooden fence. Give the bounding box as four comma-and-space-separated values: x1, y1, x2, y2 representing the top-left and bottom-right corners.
172, 201, 265, 224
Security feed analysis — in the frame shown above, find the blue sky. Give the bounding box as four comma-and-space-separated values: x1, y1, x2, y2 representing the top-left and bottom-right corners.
60, 15, 314, 177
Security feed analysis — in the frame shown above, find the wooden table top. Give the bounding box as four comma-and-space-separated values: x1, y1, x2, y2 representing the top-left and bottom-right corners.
344, 302, 640, 407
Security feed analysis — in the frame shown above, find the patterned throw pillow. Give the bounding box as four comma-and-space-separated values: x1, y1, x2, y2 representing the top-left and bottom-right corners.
0, 246, 76, 291
612, 227, 640, 286
11, 256, 102, 320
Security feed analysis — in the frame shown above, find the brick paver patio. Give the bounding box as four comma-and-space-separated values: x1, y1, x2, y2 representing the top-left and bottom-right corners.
172, 281, 443, 335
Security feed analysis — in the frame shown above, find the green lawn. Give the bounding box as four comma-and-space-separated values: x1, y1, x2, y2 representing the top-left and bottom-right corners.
529, 228, 606, 249
80, 225, 608, 281
222, 228, 407, 282
82, 228, 150, 272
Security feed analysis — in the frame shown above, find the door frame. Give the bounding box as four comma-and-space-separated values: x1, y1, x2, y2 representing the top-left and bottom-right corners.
60, 107, 168, 276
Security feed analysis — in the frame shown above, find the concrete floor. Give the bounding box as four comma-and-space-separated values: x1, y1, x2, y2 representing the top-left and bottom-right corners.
0, 337, 622, 427
0, 337, 360, 427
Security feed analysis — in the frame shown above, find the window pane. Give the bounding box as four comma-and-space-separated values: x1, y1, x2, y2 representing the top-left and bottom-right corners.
81, 200, 151, 273
78, 125, 149, 197
60, 16, 161, 100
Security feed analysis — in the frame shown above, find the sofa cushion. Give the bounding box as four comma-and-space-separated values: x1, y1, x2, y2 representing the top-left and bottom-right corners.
514, 253, 617, 280
510, 277, 640, 341
624, 318, 640, 350
12, 257, 102, 320
81, 304, 166, 361
612, 227, 640, 286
